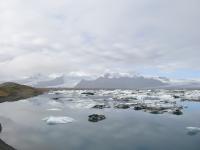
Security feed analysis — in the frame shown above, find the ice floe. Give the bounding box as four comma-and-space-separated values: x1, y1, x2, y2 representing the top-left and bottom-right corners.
186, 127, 200, 135
42, 116, 75, 125
182, 90, 200, 101
44, 89, 200, 115
47, 108, 62, 111
68, 101, 97, 109
48, 100, 63, 107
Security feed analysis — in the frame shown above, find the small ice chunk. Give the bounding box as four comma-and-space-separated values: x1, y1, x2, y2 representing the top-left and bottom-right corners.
186, 127, 200, 135
68, 99, 98, 109
48, 100, 63, 107
48, 91, 55, 95
20, 100, 28, 103
42, 116, 75, 125
47, 108, 62, 111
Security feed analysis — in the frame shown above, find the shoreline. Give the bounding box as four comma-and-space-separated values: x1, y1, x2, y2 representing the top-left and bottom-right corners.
0, 139, 16, 150
0, 123, 16, 150
0, 82, 47, 150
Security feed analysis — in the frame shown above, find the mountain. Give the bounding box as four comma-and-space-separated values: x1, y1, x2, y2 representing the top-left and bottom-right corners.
162, 80, 200, 89
14, 74, 65, 88
13, 74, 91, 88
32, 75, 65, 87
0, 82, 44, 103
12, 74, 66, 88
3, 73, 200, 89
75, 76, 168, 89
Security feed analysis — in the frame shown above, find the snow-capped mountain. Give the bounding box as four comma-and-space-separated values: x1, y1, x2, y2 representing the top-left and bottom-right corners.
75, 73, 200, 89
13, 74, 78, 88
75, 76, 168, 89
13, 73, 93, 88
3, 72, 200, 89
14, 74, 64, 87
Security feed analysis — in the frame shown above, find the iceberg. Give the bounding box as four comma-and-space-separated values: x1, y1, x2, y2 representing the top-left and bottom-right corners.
42, 116, 75, 125
186, 127, 200, 135
48, 100, 63, 107
68, 99, 98, 109
47, 108, 62, 111
181, 90, 200, 101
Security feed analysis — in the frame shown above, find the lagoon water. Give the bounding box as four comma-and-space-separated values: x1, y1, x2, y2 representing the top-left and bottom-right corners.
0, 90, 200, 150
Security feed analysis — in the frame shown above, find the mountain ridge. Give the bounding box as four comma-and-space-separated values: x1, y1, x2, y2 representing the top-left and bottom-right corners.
2, 74, 200, 89
75, 76, 168, 89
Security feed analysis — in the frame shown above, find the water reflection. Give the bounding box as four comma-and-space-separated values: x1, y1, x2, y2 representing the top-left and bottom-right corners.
0, 90, 200, 150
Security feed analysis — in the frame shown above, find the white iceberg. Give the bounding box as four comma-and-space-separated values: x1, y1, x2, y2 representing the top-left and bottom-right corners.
52, 90, 68, 94
183, 90, 200, 101
47, 108, 62, 111
42, 116, 75, 125
68, 99, 98, 109
48, 100, 63, 107
186, 127, 200, 135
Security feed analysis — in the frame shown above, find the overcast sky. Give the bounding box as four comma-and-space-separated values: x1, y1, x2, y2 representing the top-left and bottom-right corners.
0, 0, 200, 80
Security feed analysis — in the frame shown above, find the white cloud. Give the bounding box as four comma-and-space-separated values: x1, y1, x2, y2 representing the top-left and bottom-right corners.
0, 0, 200, 80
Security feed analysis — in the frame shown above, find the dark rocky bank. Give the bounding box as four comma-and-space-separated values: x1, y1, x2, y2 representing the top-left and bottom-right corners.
0, 82, 46, 150
0, 82, 45, 103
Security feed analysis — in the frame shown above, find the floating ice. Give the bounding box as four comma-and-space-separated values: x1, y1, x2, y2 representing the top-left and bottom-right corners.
48, 91, 55, 95
44, 89, 195, 115
183, 90, 200, 101
48, 100, 63, 107
186, 127, 200, 135
19, 99, 28, 103
67, 99, 98, 109
159, 94, 173, 100
42, 116, 75, 125
47, 108, 62, 111
69, 102, 96, 109
143, 96, 160, 100
48, 90, 68, 95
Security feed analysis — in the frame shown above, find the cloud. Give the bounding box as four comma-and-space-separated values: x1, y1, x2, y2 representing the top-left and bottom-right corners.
0, 0, 200, 80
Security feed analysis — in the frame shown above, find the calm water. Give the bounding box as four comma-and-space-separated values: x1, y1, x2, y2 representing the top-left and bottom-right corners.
0, 90, 200, 150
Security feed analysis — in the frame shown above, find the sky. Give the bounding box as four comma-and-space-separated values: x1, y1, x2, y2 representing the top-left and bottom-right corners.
0, 0, 200, 81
